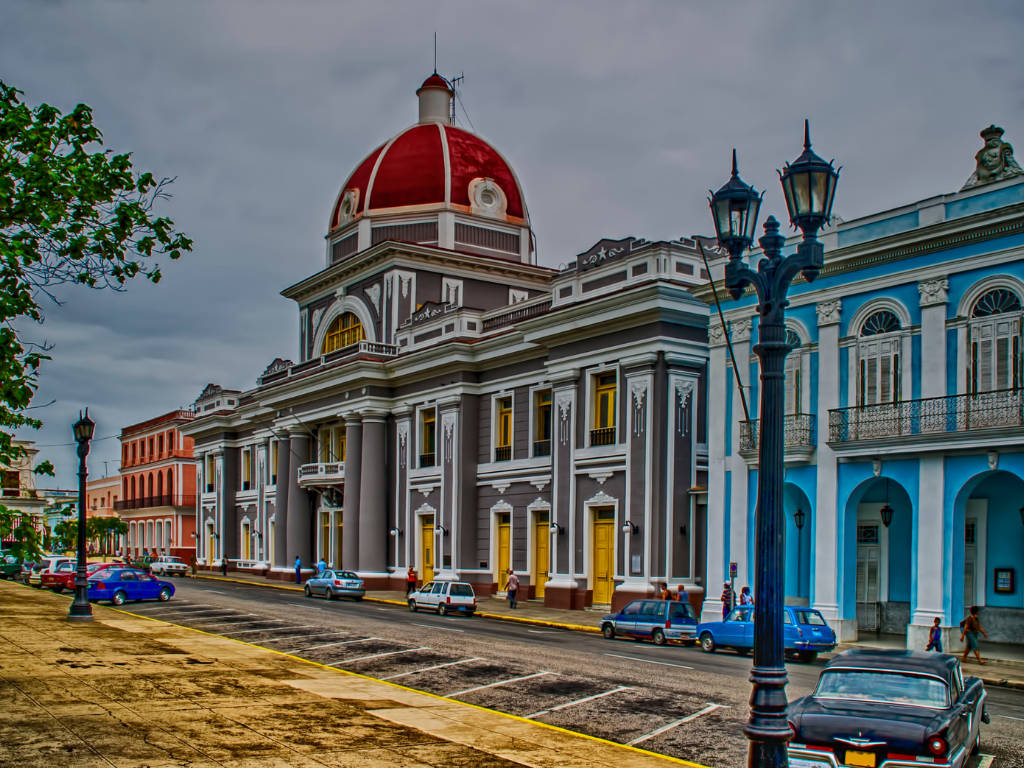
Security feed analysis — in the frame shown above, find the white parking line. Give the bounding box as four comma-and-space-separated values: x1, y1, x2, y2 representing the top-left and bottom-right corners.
527, 629, 557, 634
977, 755, 995, 768
995, 714, 1024, 721
446, 671, 553, 697
411, 623, 464, 633
220, 624, 316, 637
627, 703, 727, 746
329, 647, 427, 665
264, 631, 344, 646
603, 653, 693, 670
524, 686, 632, 719
380, 657, 481, 680
287, 637, 379, 653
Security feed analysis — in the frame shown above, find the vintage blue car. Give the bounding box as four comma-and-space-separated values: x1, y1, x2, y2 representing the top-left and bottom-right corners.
87, 567, 174, 605
695, 605, 836, 662
788, 649, 988, 768
601, 599, 698, 645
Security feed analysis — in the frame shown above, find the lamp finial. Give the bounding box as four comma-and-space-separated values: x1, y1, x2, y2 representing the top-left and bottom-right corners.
803, 119, 811, 150
731, 148, 738, 177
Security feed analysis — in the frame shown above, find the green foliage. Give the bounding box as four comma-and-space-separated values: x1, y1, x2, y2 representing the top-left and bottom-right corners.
52, 517, 77, 553
0, 81, 191, 552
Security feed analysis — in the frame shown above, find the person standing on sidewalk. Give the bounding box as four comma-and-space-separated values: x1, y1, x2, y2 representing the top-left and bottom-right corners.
294, 555, 302, 585
960, 605, 988, 664
190, 555, 197, 579
220, 557, 228, 577
925, 617, 943, 652
739, 586, 753, 605
721, 582, 734, 619
317, 557, 327, 574
506, 569, 520, 609
406, 566, 417, 596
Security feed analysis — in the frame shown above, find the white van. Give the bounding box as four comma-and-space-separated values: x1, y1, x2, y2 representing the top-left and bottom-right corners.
407, 581, 477, 616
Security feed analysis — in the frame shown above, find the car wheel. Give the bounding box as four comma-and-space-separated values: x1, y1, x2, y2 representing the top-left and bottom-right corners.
652, 628, 667, 646
158, 587, 172, 602
304, 585, 312, 597
408, 600, 417, 612
700, 632, 716, 653
112, 590, 127, 606
601, 623, 616, 640
798, 651, 817, 664
438, 604, 449, 616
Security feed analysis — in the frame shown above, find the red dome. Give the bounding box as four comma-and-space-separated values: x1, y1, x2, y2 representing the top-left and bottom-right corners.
417, 73, 452, 93
330, 123, 527, 229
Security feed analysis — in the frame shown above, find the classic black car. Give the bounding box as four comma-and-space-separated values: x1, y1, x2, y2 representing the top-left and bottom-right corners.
787, 649, 988, 768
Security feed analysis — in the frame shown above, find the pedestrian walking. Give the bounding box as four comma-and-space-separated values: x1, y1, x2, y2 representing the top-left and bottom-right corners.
960, 605, 988, 664
658, 582, 671, 600
925, 617, 943, 652
294, 555, 302, 584
189, 555, 197, 579
221, 557, 228, 577
506, 569, 520, 609
721, 582, 735, 619
317, 557, 327, 574
739, 586, 754, 605
406, 566, 417, 595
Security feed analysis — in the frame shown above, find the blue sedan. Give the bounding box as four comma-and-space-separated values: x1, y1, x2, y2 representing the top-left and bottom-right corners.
696, 605, 835, 662
87, 567, 175, 606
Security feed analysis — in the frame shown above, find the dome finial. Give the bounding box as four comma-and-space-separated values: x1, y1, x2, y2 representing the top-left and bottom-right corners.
416, 72, 453, 125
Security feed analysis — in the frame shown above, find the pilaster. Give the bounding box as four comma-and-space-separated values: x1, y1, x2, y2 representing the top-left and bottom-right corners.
919, 277, 949, 399
908, 455, 946, 649
546, 372, 579, 606
342, 414, 363, 570
813, 299, 842, 625
728, 317, 751, 590
272, 437, 290, 569
358, 410, 389, 580
285, 432, 312, 568
703, 321, 728, 621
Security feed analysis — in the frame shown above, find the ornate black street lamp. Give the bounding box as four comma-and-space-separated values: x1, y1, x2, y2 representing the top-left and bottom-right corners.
68, 410, 96, 622
709, 120, 838, 767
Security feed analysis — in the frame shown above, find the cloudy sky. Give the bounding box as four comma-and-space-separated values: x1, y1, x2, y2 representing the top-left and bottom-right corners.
3, 1, 1023, 487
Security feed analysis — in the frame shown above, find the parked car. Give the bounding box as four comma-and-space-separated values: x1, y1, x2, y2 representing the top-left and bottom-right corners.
601, 599, 698, 646
87, 567, 174, 605
149, 556, 188, 577
41, 559, 77, 592
787, 649, 988, 767
0, 553, 23, 580
304, 569, 365, 600
407, 581, 477, 616
51, 562, 117, 593
695, 605, 836, 662
28, 556, 72, 588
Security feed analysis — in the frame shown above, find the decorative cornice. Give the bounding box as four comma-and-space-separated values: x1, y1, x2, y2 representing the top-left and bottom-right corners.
918, 277, 949, 307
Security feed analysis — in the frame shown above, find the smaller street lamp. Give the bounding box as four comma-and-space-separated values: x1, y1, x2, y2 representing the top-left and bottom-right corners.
68, 410, 96, 622
620, 520, 639, 535
793, 508, 805, 531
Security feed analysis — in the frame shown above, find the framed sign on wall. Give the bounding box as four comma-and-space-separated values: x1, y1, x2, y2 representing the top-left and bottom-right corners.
994, 567, 1015, 594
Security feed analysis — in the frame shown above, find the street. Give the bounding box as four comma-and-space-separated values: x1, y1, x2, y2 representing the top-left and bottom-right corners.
120, 580, 1024, 767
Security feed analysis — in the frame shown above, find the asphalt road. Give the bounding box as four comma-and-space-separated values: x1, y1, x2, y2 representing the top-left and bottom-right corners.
122, 579, 1024, 768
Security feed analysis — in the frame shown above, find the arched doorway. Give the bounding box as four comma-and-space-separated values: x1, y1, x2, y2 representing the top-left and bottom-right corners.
783, 482, 812, 605
951, 469, 1024, 644
843, 475, 913, 637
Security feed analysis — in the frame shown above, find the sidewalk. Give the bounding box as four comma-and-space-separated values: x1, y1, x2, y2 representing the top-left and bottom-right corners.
198, 571, 1024, 690
0, 580, 701, 768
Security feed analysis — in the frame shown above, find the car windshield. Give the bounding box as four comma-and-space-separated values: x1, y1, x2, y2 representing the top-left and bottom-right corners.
670, 602, 695, 619
165, 557, 183, 564
792, 609, 828, 626
450, 583, 474, 597
815, 670, 949, 709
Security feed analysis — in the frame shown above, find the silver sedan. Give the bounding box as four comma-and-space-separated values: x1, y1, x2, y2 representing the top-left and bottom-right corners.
304, 569, 365, 601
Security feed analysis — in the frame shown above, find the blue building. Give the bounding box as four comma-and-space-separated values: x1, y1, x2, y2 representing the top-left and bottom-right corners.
702, 126, 1024, 650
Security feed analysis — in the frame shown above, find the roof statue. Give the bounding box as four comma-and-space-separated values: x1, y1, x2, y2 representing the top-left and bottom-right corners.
962, 124, 1023, 189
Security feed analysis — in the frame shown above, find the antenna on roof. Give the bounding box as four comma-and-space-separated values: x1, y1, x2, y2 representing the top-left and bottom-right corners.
449, 72, 464, 125
433, 32, 437, 73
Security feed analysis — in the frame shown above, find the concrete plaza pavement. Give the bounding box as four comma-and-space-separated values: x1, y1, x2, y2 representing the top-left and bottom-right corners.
0, 580, 702, 768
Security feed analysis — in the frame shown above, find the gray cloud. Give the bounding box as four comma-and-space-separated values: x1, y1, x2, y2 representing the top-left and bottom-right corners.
2, 0, 1022, 484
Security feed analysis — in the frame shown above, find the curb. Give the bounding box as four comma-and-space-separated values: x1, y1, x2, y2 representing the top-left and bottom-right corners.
196, 574, 603, 634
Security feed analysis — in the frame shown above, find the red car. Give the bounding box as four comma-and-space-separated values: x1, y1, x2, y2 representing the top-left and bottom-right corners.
44, 561, 115, 592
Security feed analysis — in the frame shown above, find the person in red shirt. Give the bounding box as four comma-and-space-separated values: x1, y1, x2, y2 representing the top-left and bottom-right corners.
506, 569, 520, 609
406, 566, 417, 595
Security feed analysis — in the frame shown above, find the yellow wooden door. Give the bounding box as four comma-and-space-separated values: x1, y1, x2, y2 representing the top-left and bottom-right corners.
333, 518, 343, 570
592, 509, 615, 604
421, 517, 434, 583
497, 514, 511, 590
241, 524, 251, 560
533, 515, 549, 599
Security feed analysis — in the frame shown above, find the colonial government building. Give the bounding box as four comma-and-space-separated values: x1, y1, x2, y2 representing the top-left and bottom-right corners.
183, 74, 714, 610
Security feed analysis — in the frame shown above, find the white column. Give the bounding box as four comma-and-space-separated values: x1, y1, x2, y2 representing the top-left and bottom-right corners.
728, 317, 752, 590
919, 278, 949, 399
703, 320, 729, 621
813, 300, 845, 632
908, 455, 946, 649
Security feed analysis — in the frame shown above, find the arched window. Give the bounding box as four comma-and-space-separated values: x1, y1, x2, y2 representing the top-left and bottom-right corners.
156, 472, 163, 498
130, 476, 136, 500
969, 288, 1022, 393
785, 328, 803, 415
147, 473, 154, 498
167, 468, 174, 500
858, 310, 903, 405
321, 312, 364, 354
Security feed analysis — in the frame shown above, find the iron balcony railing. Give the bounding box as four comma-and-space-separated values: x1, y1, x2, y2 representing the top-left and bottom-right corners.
739, 413, 816, 455
419, 452, 436, 468
114, 494, 196, 511
481, 298, 552, 331
297, 462, 345, 485
533, 439, 552, 457
494, 445, 512, 462
590, 427, 616, 446
828, 388, 1023, 443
